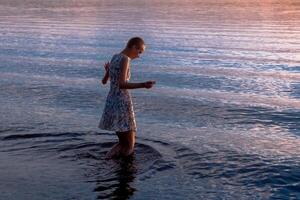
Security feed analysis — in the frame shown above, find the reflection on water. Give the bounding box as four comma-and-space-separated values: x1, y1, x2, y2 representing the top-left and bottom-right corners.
94, 156, 137, 199
0, 0, 300, 199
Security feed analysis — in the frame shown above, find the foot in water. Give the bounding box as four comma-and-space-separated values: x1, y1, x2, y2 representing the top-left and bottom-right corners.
105, 143, 134, 160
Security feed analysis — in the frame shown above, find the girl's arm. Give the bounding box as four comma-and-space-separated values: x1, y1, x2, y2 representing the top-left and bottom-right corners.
101, 62, 110, 85
119, 57, 155, 89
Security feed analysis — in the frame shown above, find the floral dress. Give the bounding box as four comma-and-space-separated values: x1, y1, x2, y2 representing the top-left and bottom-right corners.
98, 53, 137, 132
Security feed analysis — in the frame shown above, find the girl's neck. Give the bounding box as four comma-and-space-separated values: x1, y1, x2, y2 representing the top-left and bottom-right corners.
121, 48, 132, 59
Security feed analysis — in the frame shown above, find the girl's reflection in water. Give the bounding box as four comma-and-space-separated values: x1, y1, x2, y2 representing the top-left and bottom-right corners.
94, 153, 137, 200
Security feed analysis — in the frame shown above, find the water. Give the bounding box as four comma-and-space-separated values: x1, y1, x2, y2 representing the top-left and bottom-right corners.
1, 0, 300, 199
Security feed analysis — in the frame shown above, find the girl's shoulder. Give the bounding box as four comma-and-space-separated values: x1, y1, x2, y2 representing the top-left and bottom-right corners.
120, 53, 131, 61
113, 53, 131, 64
109, 54, 128, 72
111, 53, 125, 62
110, 53, 119, 61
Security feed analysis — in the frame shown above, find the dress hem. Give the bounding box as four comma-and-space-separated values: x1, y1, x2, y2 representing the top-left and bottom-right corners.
98, 125, 136, 132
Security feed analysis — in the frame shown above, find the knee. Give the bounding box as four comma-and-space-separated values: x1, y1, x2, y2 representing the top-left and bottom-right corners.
120, 141, 134, 156
118, 130, 135, 155
123, 146, 134, 157
120, 138, 135, 149
121, 141, 134, 151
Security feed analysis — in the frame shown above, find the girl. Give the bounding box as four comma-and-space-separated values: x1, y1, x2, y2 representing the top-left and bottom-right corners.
99, 37, 156, 159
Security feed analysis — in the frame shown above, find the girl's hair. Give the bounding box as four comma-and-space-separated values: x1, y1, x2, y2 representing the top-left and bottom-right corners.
126, 37, 145, 49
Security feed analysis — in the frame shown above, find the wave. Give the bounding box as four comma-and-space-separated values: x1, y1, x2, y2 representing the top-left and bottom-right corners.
0, 130, 299, 199
154, 86, 300, 109
0, 72, 98, 86
144, 66, 300, 82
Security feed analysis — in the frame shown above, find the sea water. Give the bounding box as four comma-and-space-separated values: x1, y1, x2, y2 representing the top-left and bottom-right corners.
0, 0, 300, 199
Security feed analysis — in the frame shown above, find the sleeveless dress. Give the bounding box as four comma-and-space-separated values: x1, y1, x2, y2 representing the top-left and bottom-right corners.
98, 53, 137, 132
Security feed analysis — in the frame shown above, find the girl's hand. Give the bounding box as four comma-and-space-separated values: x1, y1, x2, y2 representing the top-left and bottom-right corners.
101, 61, 110, 85
144, 80, 156, 89
104, 62, 110, 71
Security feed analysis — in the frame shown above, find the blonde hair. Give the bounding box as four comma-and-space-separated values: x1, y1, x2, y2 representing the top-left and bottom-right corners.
126, 37, 145, 49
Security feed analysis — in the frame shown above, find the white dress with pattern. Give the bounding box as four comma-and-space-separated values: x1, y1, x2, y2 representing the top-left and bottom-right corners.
98, 53, 137, 132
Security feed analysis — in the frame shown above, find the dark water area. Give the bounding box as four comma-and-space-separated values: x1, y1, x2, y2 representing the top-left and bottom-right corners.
1, 0, 300, 199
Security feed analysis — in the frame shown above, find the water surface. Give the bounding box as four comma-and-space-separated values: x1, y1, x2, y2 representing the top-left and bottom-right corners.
1, 0, 300, 199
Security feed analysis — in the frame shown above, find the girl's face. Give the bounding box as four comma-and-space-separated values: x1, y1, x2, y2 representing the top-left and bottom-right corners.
132, 44, 146, 59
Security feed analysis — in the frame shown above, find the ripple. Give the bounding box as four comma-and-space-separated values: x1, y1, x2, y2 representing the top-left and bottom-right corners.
0, 130, 299, 199
156, 86, 300, 109
1, 0, 300, 199
1, 132, 84, 140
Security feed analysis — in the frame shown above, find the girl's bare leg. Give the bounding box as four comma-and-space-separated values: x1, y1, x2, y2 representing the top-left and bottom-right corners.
120, 130, 135, 157
105, 142, 122, 159
105, 130, 136, 159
